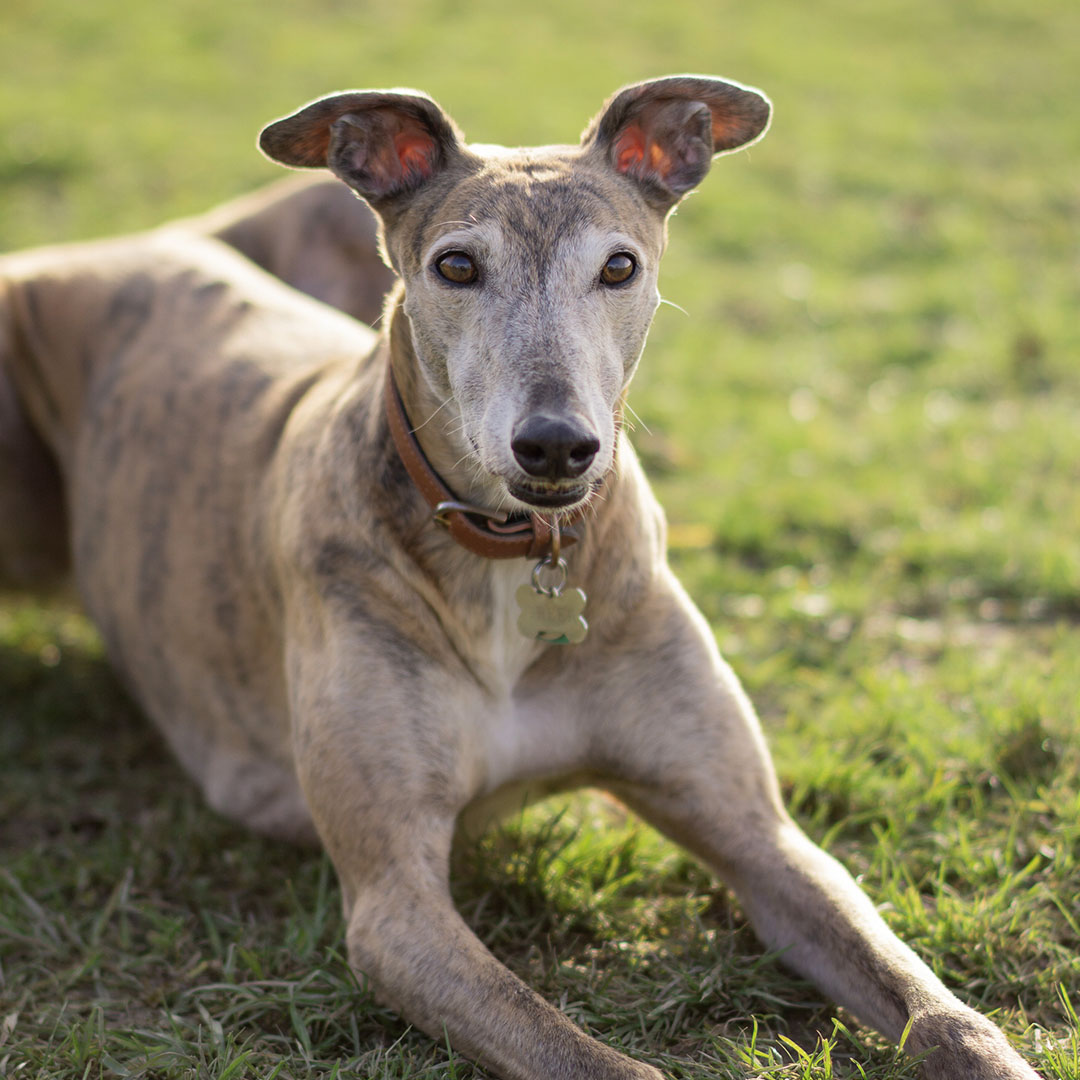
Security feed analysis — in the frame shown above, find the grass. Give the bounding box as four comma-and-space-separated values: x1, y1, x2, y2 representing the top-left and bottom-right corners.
1, 0, 1078, 1076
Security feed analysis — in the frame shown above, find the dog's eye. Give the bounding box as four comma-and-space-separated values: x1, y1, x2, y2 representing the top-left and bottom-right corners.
435, 251, 479, 285
600, 252, 636, 286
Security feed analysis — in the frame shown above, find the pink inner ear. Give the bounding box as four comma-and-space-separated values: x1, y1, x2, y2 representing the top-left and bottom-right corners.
394, 130, 437, 180
613, 124, 675, 184
613, 124, 647, 173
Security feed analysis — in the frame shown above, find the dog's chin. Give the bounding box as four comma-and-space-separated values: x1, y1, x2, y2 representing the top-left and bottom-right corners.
505, 481, 591, 513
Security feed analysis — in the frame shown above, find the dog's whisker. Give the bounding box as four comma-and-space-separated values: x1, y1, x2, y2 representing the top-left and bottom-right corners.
658, 295, 689, 316
451, 449, 479, 471
413, 395, 455, 432
623, 400, 651, 435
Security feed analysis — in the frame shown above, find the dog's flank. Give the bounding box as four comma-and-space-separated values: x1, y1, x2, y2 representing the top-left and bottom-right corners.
0, 76, 1041, 1079
0, 173, 394, 591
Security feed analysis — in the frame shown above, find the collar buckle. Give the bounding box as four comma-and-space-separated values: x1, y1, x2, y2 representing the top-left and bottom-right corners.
433, 500, 510, 529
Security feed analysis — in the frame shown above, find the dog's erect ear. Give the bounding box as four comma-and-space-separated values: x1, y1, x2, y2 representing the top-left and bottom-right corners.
259, 90, 463, 206
582, 75, 771, 210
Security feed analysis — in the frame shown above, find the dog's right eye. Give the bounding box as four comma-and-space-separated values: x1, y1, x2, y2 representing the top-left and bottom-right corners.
435, 252, 479, 285
600, 252, 637, 286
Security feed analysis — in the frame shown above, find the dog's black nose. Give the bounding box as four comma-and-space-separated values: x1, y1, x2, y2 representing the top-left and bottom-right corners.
511, 416, 600, 480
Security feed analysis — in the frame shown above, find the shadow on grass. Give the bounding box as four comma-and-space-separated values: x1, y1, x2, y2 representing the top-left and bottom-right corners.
0, 621, 174, 850
0, 604, 318, 894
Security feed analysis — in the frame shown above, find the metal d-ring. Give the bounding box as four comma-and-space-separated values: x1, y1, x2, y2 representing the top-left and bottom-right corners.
531, 555, 568, 598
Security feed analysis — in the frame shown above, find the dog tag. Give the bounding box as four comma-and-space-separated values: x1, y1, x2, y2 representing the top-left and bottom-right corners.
516, 584, 588, 644
516, 557, 588, 645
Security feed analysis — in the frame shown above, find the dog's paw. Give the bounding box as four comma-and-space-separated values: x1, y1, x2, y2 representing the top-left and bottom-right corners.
908, 1008, 1042, 1080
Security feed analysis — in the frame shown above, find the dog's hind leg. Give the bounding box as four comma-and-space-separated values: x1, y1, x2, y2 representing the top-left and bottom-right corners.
587, 572, 1041, 1080
0, 304, 69, 589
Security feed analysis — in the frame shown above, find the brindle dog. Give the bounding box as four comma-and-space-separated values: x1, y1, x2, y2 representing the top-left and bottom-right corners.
0, 77, 1041, 1079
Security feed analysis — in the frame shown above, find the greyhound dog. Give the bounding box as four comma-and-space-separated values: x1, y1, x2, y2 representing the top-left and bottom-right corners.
0, 77, 1041, 1079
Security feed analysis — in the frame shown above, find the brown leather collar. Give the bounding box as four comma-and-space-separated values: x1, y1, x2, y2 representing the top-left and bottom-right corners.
384, 367, 585, 560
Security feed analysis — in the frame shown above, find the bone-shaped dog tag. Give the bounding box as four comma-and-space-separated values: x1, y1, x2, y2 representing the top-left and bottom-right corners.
516, 583, 588, 645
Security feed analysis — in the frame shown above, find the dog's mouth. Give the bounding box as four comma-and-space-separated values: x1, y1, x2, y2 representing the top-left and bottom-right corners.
506, 481, 591, 511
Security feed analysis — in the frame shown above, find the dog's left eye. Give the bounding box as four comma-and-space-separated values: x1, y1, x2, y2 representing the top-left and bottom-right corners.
600, 252, 636, 286
435, 251, 479, 285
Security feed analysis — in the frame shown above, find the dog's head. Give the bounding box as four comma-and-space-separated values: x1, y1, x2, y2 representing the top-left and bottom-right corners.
260, 77, 770, 515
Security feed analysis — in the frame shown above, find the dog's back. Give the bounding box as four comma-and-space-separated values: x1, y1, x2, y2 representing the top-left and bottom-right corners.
186, 174, 395, 325
0, 177, 392, 591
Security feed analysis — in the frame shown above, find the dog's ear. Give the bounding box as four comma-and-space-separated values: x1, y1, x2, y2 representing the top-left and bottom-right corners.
259, 90, 463, 207
581, 76, 771, 211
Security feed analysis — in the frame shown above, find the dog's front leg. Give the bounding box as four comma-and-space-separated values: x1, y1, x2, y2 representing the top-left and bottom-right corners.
285, 615, 662, 1080
589, 569, 1041, 1080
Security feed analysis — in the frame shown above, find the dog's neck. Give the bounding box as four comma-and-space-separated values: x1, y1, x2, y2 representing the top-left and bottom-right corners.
385, 297, 484, 508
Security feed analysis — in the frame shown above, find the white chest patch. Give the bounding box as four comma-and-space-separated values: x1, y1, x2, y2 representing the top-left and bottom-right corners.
469, 559, 586, 796
485, 559, 546, 688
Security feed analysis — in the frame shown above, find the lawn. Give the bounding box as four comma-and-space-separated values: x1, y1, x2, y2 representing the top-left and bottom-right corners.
1, 0, 1078, 1077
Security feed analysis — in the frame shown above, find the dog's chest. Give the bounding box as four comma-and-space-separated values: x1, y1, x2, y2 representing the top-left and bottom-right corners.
459, 560, 591, 795
479, 560, 546, 687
